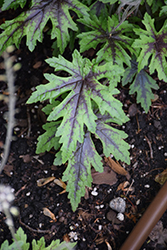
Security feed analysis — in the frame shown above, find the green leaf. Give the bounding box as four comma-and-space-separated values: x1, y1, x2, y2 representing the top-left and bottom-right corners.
0, 227, 29, 250
62, 113, 129, 210
45, 240, 76, 250
160, 1, 167, 16
36, 122, 60, 154
133, 13, 167, 81
99, 0, 118, 3
122, 60, 138, 86
160, 5, 167, 16
151, 0, 163, 13
129, 71, 159, 113
42, 100, 60, 115
62, 131, 103, 211
77, 14, 134, 66
1, 227, 76, 250
27, 50, 125, 163
14, 227, 29, 250
0, 0, 89, 54
122, 60, 159, 113
0, 241, 10, 250
32, 235, 76, 250
32, 237, 45, 249
145, 0, 153, 5
27, 50, 130, 211
95, 117, 130, 164
2, 0, 27, 10
0, 241, 25, 250
141, 0, 163, 13
53, 151, 63, 165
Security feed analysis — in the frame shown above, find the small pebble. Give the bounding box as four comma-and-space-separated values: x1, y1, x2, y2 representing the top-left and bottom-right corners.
95, 205, 100, 209
136, 199, 140, 205
39, 223, 43, 228
107, 188, 112, 193
14, 127, 20, 131
68, 231, 78, 241
91, 187, 98, 196
128, 103, 138, 117
117, 212, 124, 221
109, 197, 126, 213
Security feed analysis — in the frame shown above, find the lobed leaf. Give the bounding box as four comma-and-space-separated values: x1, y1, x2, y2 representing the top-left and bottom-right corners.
62, 113, 129, 210
62, 131, 103, 211
1, 227, 76, 250
36, 122, 60, 154
129, 70, 159, 113
14, 227, 29, 250
2, 0, 27, 10
27, 49, 130, 210
0, 227, 29, 250
28, 50, 126, 163
0, 241, 25, 250
0, 0, 89, 54
122, 60, 138, 86
95, 119, 130, 164
160, 4, 167, 16
78, 14, 134, 66
122, 60, 159, 112
133, 13, 167, 81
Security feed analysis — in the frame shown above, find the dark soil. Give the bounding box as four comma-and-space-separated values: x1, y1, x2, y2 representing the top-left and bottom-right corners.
0, 34, 167, 250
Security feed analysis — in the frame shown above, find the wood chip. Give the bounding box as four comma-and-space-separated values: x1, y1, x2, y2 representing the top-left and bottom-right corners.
54, 178, 66, 190
155, 169, 167, 185
43, 207, 57, 222
20, 154, 32, 163
104, 157, 128, 176
117, 181, 130, 191
91, 166, 117, 185
33, 61, 42, 69
37, 176, 55, 187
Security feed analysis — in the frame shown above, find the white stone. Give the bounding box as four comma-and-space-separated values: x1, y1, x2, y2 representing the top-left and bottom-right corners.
117, 212, 124, 221
109, 197, 126, 213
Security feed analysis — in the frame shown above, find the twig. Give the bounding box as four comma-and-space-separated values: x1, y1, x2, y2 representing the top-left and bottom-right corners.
136, 114, 141, 134
145, 135, 153, 159
125, 179, 134, 196
19, 218, 51, 234
0, 48, 16, 174
26, 106, 31, 137
15, 184, 27, 196
0, 47, 22, 250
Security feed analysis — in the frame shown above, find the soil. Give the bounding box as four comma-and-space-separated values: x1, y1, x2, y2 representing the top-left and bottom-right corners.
0, 33, 167, 250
